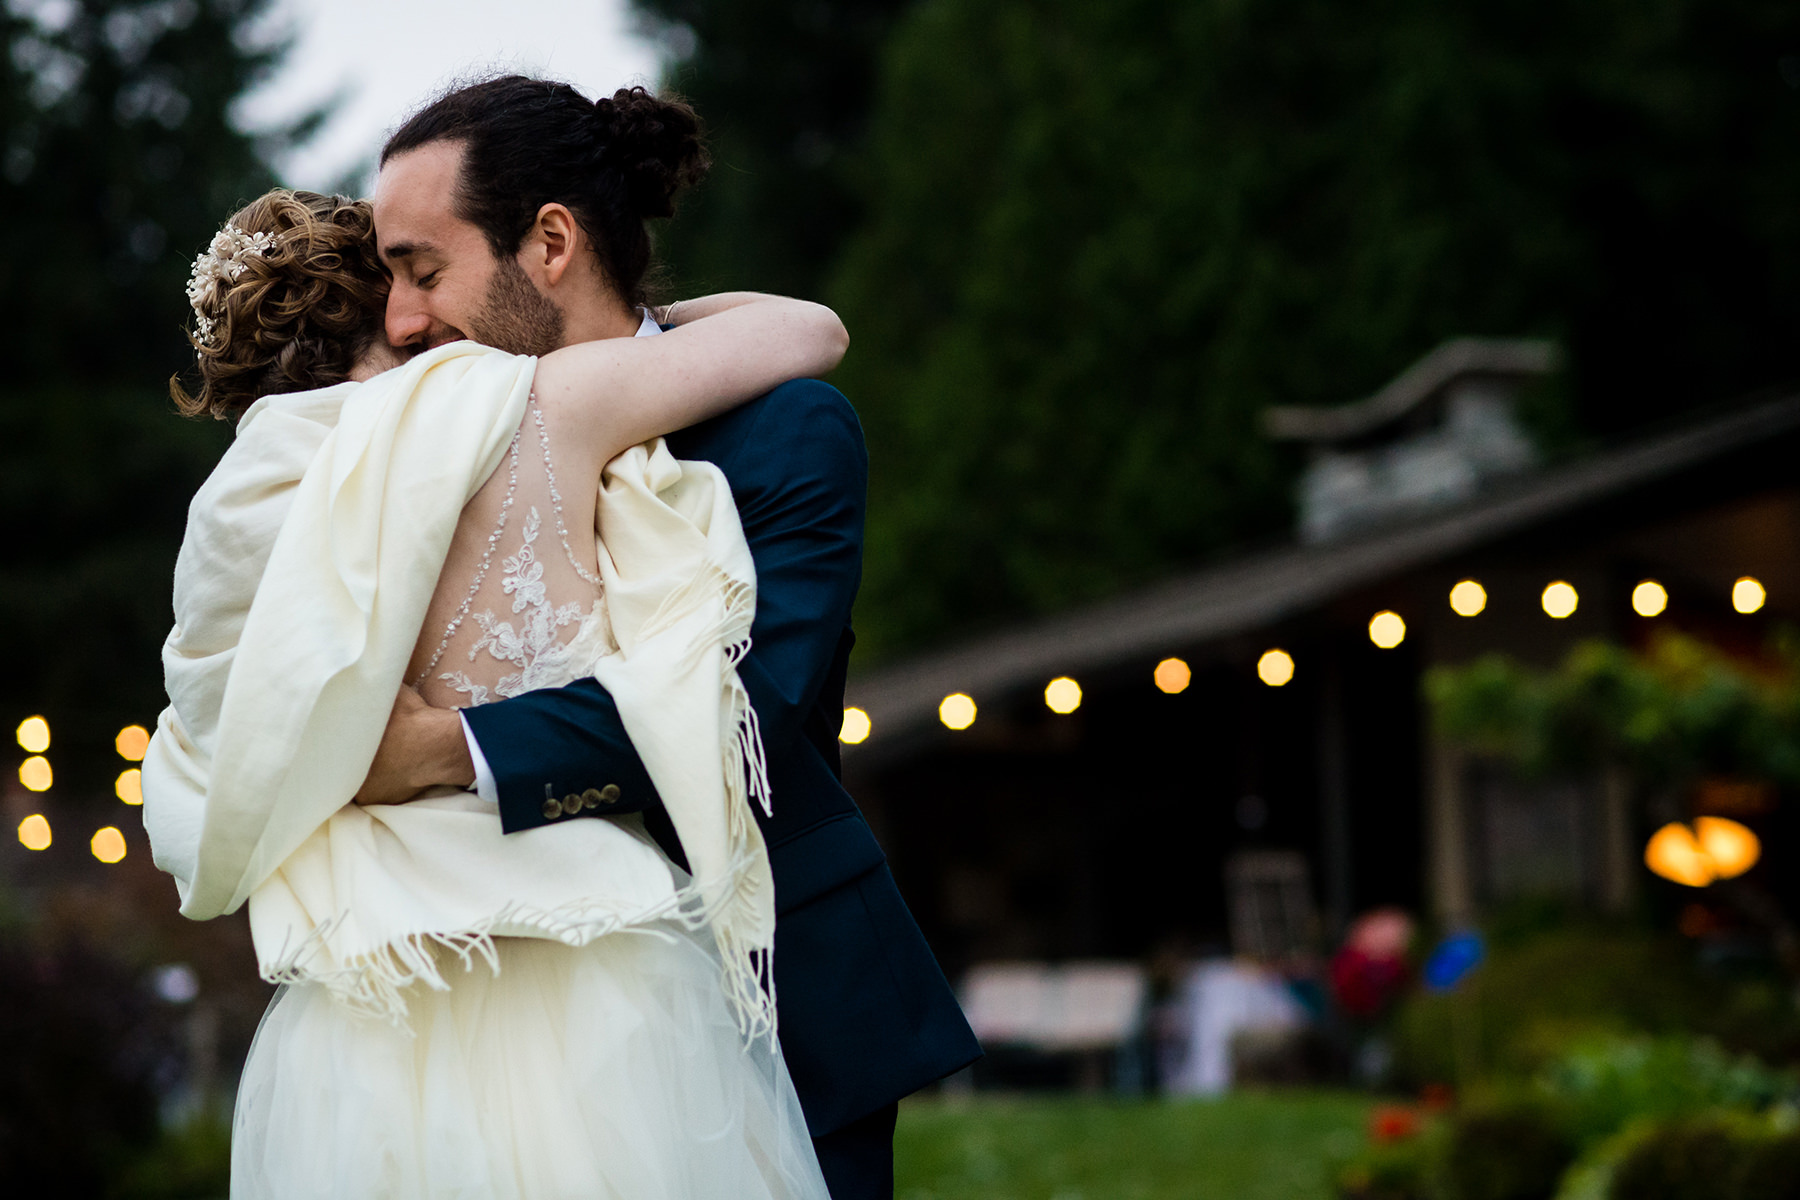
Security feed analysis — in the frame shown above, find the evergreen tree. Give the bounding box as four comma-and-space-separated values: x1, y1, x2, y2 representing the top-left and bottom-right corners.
634, 0, 914, 298
0, 0, 302, 788
830, 0, 1800, 656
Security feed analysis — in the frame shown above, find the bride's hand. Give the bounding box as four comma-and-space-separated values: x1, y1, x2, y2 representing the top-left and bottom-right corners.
355, 685, 475, 805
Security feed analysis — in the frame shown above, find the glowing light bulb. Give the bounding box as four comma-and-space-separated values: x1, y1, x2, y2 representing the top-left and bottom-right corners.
115, 724, 150, 761
91, 826, 126, 864
1733, 577, 1766, 614
1695, 817, 1760, 879
1368, 611, 1406, 649
1632, 580, 1668, 618
938, 693, 977, 730
1154, 657, 1191, 694
17, 814, 50, 851
18, 756, 51, 792
1541, 581, 1579, 619
115, 768, 143, 806
838, 707, 871, 745
14, 715, 48, 753
1449, 580, 1487, 617
1257, 649, 1295, 687
1645, 822, 1714, 887
1044, 677, 1082, 714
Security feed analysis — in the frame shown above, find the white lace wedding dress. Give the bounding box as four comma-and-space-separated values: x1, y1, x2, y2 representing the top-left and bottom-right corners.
229, 395, 829, 1200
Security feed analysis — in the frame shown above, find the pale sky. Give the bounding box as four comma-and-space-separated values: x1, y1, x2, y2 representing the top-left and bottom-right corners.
237, 0, 665, 194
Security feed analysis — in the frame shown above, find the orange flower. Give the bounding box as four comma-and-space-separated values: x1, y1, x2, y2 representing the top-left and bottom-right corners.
1369, 1104, 1422, 1144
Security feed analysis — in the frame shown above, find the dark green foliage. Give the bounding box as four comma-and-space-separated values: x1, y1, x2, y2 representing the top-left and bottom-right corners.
824, 0, 1800, 655
1543, 1036, 1796, 1146
1434, 1102, 1574, 1200
109, 1113, 233, 1200
0, 938, 175, 1197
1337, 1134, 1435, 1200
0, 1, 298, 776
1608, 1115, 1800, 1200
633, 0, 914, 299
1426, 634, 1800, 787
1392, 929, 1800, 1085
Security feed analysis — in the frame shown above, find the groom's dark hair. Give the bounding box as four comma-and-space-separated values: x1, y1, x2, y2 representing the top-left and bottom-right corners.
382, 76, 708, 306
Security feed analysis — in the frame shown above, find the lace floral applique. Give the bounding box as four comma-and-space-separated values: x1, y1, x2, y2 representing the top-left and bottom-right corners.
442, 507, 585, 706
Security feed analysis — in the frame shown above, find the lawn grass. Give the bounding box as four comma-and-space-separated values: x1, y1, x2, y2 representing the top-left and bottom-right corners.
894, 1091, 1373, 1200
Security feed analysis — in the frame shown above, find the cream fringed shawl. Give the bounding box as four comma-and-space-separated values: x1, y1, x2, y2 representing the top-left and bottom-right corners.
140, 341, 777, 1037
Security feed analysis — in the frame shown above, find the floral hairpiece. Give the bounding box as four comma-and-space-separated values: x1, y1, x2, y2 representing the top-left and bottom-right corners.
185, 223, 275, 348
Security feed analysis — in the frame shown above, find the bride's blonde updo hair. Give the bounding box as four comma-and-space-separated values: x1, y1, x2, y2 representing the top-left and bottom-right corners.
171, 189, 388, 420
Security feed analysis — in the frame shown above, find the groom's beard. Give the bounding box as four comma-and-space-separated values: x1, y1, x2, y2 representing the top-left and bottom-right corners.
466, 254, 566, 356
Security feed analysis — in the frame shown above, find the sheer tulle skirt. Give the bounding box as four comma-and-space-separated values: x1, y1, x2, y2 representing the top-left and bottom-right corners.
231, 923, 829, 1199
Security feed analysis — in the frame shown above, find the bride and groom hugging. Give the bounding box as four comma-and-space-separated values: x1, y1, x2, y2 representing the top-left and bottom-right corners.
140, 75, 979, 1198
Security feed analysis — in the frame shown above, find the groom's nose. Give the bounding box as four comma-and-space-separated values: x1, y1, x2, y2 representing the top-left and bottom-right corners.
386, 287, 433, 348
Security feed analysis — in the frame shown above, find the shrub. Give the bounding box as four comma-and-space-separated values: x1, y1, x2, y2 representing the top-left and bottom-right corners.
1542, 1036, 1795, 1145
1604, 1114, 1800, 1200
1432, 1101, 1576, 1200
1392, 928, 1796, 1086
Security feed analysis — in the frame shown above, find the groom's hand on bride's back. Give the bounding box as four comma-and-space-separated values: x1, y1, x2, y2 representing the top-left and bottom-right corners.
354, 685, 476, 805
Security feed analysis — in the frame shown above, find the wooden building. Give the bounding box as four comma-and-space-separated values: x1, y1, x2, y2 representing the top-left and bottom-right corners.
842, 342, 1800, 980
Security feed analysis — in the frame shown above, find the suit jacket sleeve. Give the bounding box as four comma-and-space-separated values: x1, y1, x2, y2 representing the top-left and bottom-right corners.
459, 380, 868, 833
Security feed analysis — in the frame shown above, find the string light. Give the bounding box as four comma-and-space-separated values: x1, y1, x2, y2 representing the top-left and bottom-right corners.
1044, 677, 1082, 714
938, 693, 977, 730
1632, 580, 1668, 618
116, 769, 143, 806
1449, 580, 1487, 617
838, 707, 871, 745
1154, 657, 1191, 694
1368, 611, 1406, 649
1257, 649, 1295, 687
1645, 818, 1761, 887
1541, 581, 1579, 619
17, 814, 50, 851
14, 716, 48, 753
1733, 577, 1766, 614
91, 826, 126, 864
115, 724, 150, 761
18, 756, 51, 792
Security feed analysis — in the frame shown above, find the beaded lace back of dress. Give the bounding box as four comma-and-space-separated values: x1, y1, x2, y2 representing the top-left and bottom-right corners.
410, 396, 609, 708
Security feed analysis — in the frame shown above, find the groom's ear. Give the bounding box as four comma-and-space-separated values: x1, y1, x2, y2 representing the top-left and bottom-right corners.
525, 203, 584, 288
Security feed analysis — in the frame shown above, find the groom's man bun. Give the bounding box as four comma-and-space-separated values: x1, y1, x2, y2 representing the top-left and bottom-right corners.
382, 76, 709, 307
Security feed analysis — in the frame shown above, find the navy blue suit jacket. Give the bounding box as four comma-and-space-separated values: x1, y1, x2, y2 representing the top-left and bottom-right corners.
461, 379, 980, 1135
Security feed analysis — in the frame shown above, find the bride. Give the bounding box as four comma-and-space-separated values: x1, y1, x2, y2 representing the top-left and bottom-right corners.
142, 185, 843, 1199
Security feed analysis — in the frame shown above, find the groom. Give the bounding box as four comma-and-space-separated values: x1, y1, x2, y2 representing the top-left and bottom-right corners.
355, 77, 979, 1197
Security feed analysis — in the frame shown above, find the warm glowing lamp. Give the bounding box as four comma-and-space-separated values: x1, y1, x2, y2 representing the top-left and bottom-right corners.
938, 693, 977, 730
1632, 580, 1668, 618
1645, 818, 1762, 887
1541, 581, 1579, 619
115, 724, 150, 761
91, 826, 126, 864
1449, 580, 1487, 617
17, 814, 50, 851
1257, 649, 1295, 687
1645, 823, 1715, 887
1368, 611, 1406, 649
1733, 577, 1766, 614
1044, 677, 1082, 714
1695, 816, 1760, 879
116, 768, 143, 805
15, 715, 48, 754
1154, 657, 1191, 694
839, 707, 871, 745
18, 755, 51, 793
